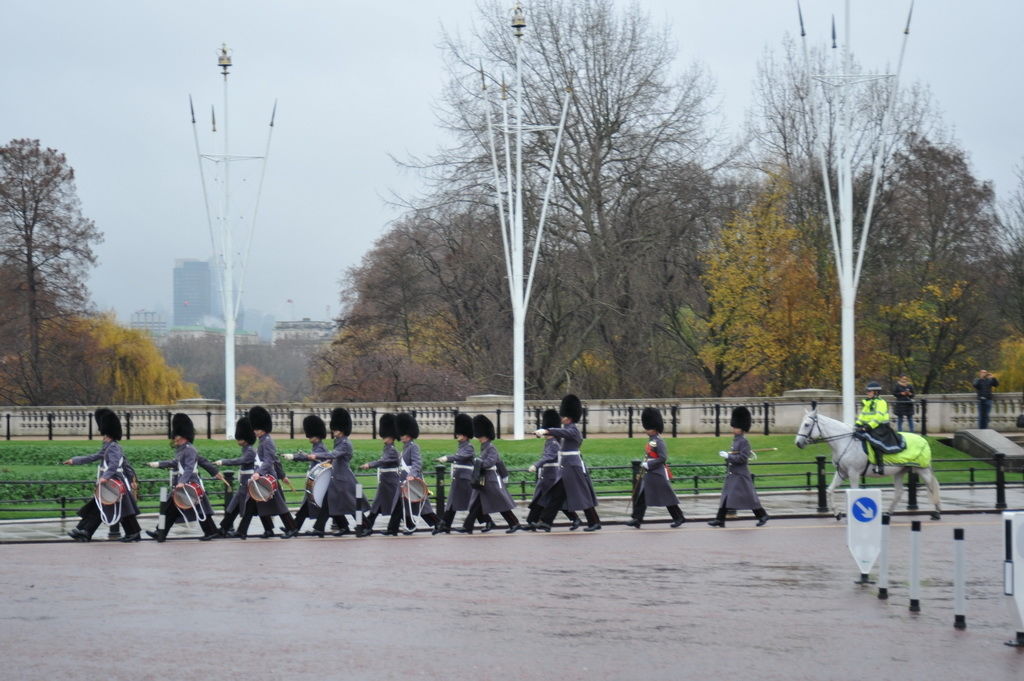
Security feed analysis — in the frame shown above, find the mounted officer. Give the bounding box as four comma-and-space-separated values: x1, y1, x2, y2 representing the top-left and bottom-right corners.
853, 381, 904, 474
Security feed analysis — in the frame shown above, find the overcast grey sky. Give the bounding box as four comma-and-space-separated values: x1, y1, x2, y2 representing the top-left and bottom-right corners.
1, 1, 1020, 325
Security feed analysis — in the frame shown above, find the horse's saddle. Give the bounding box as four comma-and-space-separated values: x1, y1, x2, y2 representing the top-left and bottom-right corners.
855, 424, 906, 456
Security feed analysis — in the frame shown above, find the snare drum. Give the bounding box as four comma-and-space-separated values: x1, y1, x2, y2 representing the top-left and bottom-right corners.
95, 478, 126, 505
247, 475, 278, 503
306, 462, 333, 506
402, 477, 429, 503
172, 482, 205, 511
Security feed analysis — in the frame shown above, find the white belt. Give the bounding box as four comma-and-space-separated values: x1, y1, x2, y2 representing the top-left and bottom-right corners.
558, 451, 585, 473
451, 464, 474, 470
240, 469, 254, 474
378, 467, 400, 473
541, 463, 558, 468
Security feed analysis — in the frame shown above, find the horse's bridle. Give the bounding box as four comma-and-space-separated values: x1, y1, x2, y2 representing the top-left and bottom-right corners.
796, 412, 849, 447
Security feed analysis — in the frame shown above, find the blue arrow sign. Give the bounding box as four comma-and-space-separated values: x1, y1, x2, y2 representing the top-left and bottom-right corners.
851, 496, 878, 523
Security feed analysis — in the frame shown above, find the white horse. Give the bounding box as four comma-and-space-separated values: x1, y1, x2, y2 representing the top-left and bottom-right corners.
795, 409, 942, 520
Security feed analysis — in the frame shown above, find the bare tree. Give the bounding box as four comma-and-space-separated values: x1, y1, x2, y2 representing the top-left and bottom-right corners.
0, 139, 102, 404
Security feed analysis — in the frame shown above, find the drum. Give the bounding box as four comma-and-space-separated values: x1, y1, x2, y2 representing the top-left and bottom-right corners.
306, 462, 333, 507
247, 475, 278, 503
95, 478, 126, 505
172, 482, 204, 511
402, 477, 430, 503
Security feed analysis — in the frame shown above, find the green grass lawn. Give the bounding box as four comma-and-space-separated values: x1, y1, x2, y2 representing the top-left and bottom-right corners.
0, 434, 998, 520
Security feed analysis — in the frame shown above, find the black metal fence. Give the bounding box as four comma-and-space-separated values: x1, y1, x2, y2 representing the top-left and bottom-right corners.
3, 453, 1021, 520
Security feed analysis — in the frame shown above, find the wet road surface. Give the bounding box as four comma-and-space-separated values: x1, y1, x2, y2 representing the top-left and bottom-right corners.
2, 515, 1024, 681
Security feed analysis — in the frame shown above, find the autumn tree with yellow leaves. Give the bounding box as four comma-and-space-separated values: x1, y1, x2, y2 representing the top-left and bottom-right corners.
700, 179, 840, 395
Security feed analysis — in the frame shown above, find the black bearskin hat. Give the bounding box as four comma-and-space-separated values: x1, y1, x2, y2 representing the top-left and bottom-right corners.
641, 407, 664, 434
329, 407, 352, 436
378, 413, 399, 440
541, 408, 561, 430
97, 409, 122, 441
559, 394, 583, 422
248, 406, 273, 433
396, 413, 419, 439
453, 413, 474, 439
171, 413, 196, 443
234, 416, 256, 445
303, 414, 327, 440
730, 406, 752, 433
473, 414, 496, 441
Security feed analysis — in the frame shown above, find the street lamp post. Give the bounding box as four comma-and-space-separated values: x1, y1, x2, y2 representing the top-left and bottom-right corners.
483, 3, 571, 438
800, 1, 913, 424
190, 44, 276, 438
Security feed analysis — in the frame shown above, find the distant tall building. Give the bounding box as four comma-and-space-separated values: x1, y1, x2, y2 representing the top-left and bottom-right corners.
129, 309, 166, 338
272, 318, 335, 346
173, 259, 213, 327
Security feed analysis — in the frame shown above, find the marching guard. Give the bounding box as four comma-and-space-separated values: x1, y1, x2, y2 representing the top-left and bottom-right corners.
456, 415, 522, 534
283, 414, 330, 535
625, 407, 685, 528
533, 395, 602, 532
435, 413, 476, 534
146, 413, 220, 541
356, 413, 402, 536
213, 416, 276, 538
303, 408, 361, 537
707, 406, 769, 528
388, 412, 439, 534
239, 405, 299, 539
523, 409, 581, 531
63, 409, 142, 542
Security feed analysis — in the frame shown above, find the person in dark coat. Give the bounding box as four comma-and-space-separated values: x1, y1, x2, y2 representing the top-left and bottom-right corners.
534, 395, 601, 532
892, 375, 915, 433
213, 416, 276, 538
707, 406, 768, 528
283, 414, 331, 535
625, 407, 685, 529
145, 413, 220, 541
239, 405, 299, 539
356, 413, 403, 537
387, 413, 439, 535
304, 408, 360, 537
63, 409, 142, 542
523, 409, 581, 531
435, 413, 477, 534
455, 415, 522, 534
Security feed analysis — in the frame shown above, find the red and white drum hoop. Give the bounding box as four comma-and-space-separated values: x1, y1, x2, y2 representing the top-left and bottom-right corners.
248, 475, 278, 503
172, 482, 205, 511
95, 478, 126, 506
306, 462, 332, 507
402, 477, 429, 503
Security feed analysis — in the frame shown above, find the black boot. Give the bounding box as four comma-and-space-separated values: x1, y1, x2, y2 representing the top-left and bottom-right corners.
755, 508, 769, 527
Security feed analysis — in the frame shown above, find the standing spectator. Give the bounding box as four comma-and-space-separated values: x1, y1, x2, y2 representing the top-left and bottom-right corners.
973, 369, 999, 429
892, 375, 916, 433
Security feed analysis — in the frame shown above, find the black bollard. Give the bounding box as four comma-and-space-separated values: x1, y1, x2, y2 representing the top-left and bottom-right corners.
953, 528, 966, 629
909, 520, 922, 612
878, 514, 891, 600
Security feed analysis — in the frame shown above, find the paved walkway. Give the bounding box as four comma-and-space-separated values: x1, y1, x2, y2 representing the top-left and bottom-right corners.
3, 513, 1024, 680
2, 486, 1021, 543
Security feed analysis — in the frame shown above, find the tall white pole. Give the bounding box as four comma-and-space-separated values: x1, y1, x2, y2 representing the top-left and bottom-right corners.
219, 45, 236, 440
800, 1, 912, 425
483, 3, 569, 439
511, 12, 526, 440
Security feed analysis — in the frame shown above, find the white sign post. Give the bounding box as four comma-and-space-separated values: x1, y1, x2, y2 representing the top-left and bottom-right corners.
847, 489, 883, 584
1004, 511, 1024, 647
